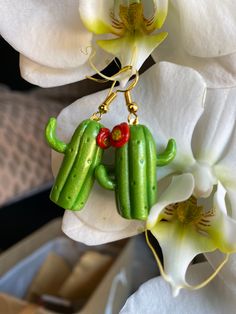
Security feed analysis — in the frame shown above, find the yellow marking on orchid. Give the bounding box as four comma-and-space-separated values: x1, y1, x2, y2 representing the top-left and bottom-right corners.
164, 196, 215, 229
110, 3, 166, 36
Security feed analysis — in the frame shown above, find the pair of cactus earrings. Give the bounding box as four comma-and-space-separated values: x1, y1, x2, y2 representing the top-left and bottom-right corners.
45, 68, 176, 221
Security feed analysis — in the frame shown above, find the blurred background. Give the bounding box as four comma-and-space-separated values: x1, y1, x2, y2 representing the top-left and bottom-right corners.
0, 36, 63, 250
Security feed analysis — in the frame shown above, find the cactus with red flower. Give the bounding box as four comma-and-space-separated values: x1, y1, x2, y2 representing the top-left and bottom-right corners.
95, 123, 176, 220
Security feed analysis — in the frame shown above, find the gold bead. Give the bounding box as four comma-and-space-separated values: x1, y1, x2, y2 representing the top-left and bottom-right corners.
128, 102, 138, 113
99, 104, 109, 114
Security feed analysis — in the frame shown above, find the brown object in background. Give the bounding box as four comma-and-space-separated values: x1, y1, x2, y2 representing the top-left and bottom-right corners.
26, 252, 71, 303
0, 293, 46, 314
59, 251, 113, 301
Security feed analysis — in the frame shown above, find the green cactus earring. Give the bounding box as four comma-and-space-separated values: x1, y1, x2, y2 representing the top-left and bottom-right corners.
95, 73, 177, 221
45, 90, 117, 211
45, 66, 176, 220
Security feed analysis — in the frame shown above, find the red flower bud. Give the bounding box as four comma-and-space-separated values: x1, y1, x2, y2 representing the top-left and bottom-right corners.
110, 122, 130, 148
96, 128, 111, 149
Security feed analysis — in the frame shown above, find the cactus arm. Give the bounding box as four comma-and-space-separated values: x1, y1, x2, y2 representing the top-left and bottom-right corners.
156, 139, 177, 167
95, 164, 116, 190
45, 117, 67, 153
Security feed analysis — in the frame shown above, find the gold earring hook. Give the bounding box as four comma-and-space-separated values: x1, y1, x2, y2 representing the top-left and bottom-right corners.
90, 80, 118, 122
116, 70, 140, 125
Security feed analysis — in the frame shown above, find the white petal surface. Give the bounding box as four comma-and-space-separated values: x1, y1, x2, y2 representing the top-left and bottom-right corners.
62, 184, 145, 245
147, 174, 194, 229
152, 3, 236, 88
206, 183, 236, 289
213, 102, 236, 219
222, 186, 236, 220
20, 56, 96, 88
175, 0, 236, 57
0, 0, 92, 69
209, 182, 236, 253
120, 262, 236, 314
192, 88, 236, 165
132, 62, 205, 171
206, 251, 236, 294
20, 44, 112, 87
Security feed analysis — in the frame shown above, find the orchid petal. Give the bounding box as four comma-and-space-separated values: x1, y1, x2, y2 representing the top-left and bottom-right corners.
192, 88, 236, 165
222, 186, 236, 220
62, 183, 145, 245
97, 32, 167, 70
175, 0, 236, 57
214, 128, 236, 189
214, 118, 236, 220
206, 185, 236, 291
132, 62, 205, 171
20, 45, 112, 87
0, 0, 92, 69
79, 0, 115, 34
206, 251, 236, 294
120, 262, 236, 314
207, 182, 236, 253
147, 174, 194, 229
152, 0, 169, 29
152, 3, 236, 88
151, 220, 216, 296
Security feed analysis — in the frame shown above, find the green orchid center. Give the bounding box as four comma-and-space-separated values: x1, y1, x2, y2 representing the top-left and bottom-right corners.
164, 196, 215, 229
112, 3, 157, 36
176, 197, 203, 225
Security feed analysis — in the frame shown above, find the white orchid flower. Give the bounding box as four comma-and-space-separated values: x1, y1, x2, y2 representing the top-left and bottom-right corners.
145, 77, 236, 295
147, 180, 236, 296
52, 62, 236, 296
0, 1, 236, 87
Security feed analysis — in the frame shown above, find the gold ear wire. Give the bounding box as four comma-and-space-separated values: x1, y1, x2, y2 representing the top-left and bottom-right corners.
87, 49, 140, 124
117, 70, 139, 93
117, 70, 140, 125
87, 65, 133, 85
90, 80, 118, 121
